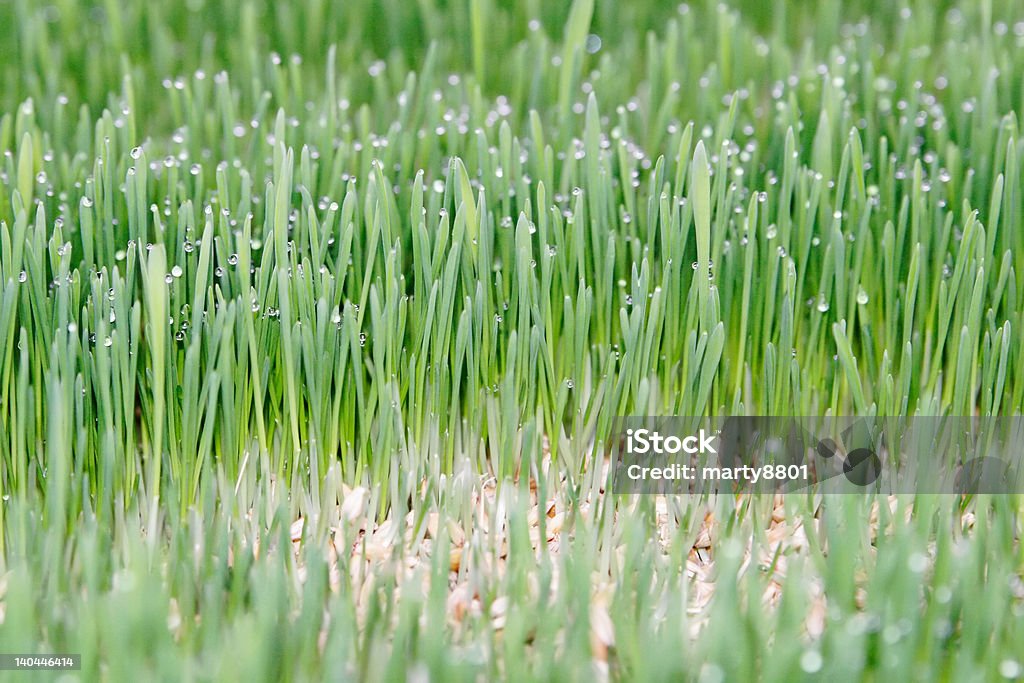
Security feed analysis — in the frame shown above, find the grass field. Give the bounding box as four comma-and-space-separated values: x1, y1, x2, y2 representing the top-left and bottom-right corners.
0, 0, 1023, 680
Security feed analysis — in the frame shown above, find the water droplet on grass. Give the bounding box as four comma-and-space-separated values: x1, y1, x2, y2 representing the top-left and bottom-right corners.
800, 650, 823, 674
1000, 660, 1022, 679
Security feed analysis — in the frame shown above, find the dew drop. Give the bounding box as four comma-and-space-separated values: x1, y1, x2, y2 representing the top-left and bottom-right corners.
1000, 660, 1022, 679
800, 650, 823, 674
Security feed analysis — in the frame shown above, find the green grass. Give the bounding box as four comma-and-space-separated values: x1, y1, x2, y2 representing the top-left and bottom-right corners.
0, 0, 1023, 680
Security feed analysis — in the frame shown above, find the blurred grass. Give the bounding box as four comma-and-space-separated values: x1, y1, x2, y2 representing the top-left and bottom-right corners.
0, 0, 1022, 680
